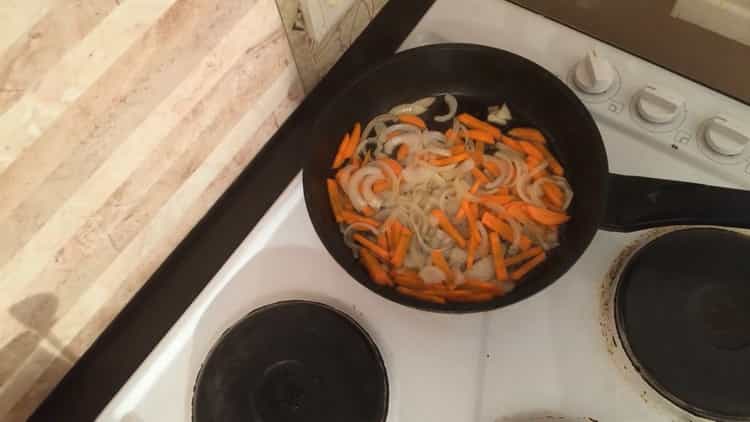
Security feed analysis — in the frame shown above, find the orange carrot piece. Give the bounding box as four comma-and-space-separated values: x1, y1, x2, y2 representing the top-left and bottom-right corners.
398, 114, 427, 129
332, 133, 351, 169
346, 122, 362, 156
431, 209, 466, 248
505, 246, 544, 266
396, 286, 446, 304
463, 201, 480, 242
391, 226, 412, 267
445, 128, 459, 143
481, 212, 514, 241
506, 202, 530, 221
457, 113, 501, 139
431, 250, 454, 282
526, 205, 570, 225
510, 251, 547, 281
519, 141, 544, 160
479, 194, 515, 207
499, 134, 525, 153
536, 144, 564, 176
436, 290, 495, 302
460, 279, 504, 293
474, 141, 485, 166
372, 179, 390, 193
386, 220, 403, 252
509, 127, 546, 144
466, 129, 495, 144
377, 230, 388, 250
396, 144, 409, 161
543, 183, 564, 209
353, 233, 390, 261
361, 206, 375, 217
489, 232, 509, 281
497, 187, 510, 195
341, 210, 380, 227
471, 168, 489, 185
392, 270, 426, 289
484, 160, 501, 177
450, 144, 465, 154
326, 179, 344, 223
380, 157, 403, 176
430, 152, 471, 166
360, 249, 392, 286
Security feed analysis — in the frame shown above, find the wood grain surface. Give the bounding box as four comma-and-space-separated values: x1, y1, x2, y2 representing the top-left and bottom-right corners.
0, 0, 303, 419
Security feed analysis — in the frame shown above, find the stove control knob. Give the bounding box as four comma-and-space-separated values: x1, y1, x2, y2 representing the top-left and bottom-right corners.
636, 85, 685, 124
574, 51, 615, 94
704, 115, 750, 156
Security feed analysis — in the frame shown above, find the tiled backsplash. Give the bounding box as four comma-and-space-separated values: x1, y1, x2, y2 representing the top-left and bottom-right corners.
277, 0, 389, 92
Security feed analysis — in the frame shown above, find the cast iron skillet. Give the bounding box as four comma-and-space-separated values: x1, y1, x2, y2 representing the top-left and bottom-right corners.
303, 44, 750, 312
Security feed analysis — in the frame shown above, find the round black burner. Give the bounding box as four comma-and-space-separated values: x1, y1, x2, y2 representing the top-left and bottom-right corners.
615, 228, 750, 420
193, 301, 388, 422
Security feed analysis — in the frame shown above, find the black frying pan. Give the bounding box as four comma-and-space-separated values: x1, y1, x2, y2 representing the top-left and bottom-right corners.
303, 44, 750, 312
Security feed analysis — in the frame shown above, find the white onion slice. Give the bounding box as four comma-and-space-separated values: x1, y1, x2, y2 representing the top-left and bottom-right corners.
346, 166, 383, 211
361, 174, 386, 209
466, 257, 494, 280
434, 94, 458, 122
419, 266, 446, 284
389, 97, 436, 115
384, 132, 422, 154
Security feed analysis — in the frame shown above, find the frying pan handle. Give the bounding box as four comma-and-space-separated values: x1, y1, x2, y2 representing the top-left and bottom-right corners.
601, 173, 750, 232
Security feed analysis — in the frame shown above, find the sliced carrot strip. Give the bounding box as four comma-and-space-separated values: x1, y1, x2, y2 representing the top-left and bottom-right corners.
463, 201, 480, 242
326, 179, 344, 223
353, 233, 390, 261
484, 160, 501, 177
460, 279, 504, 293
436, 290, 495, 302
396, 286, 446, 304
509, 127, 546, 144
466, 129, 495, 144
386, 221, 402, 252
518, 235, 532, 251
372, 179, 389, 193
499, 134, 525, 153
457, 113, 501, 139
536, 144, 564, 176
346, 122, 362, 157
526, 205, 570, 225
543, 183, 564, 209
445, 128, 459, 143
505, 246, 544, 266
396, 144, 409, 161
450, 144, 465, 154
332, 132, 351, 169
361, 206, 375, 217
519, 141, 544, 160
377, 230, 388, 250
431, 250, 454, 282
471, 168, 489, 185
510, 251, 547, 281
481, 212, 513, 241
360, 249, 392, 286
341, 211, 380, 227
391, 226, 412, 267
429, 152, 471, 166
398, 114, 427, 129
466, 236, 478, 269
392, 270, 425, 289
479, 194, 515, 207
431, 209, 466, 248
380, 157, 403, 176
489, 232, 509, 281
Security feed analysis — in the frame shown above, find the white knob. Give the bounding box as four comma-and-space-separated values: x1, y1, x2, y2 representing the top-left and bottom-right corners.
636, 85, 685, 124
704, 115, 750, 156
573, 51, 615, 94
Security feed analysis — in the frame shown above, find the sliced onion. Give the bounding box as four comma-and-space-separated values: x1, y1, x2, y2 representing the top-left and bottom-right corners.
389, 97, 436, 115
466, 256, 494, 280
361, 175, 386, 209
419, 266, 446, 284
487, 103, 512, 125
336, 163, 359, 191
346, 166, 383, 211
434, 94, 458, 122
384, 132, 422, 154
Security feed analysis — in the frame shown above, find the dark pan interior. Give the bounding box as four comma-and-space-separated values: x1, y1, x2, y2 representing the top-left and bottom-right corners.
303, 44, 609, 312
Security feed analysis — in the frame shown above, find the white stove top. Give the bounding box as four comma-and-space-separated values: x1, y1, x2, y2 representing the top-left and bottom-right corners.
98, 1, 750, 421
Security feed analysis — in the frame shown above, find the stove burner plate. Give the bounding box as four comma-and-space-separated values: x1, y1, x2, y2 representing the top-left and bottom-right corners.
193, 300, 388, 422
615, 228, 750, 420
